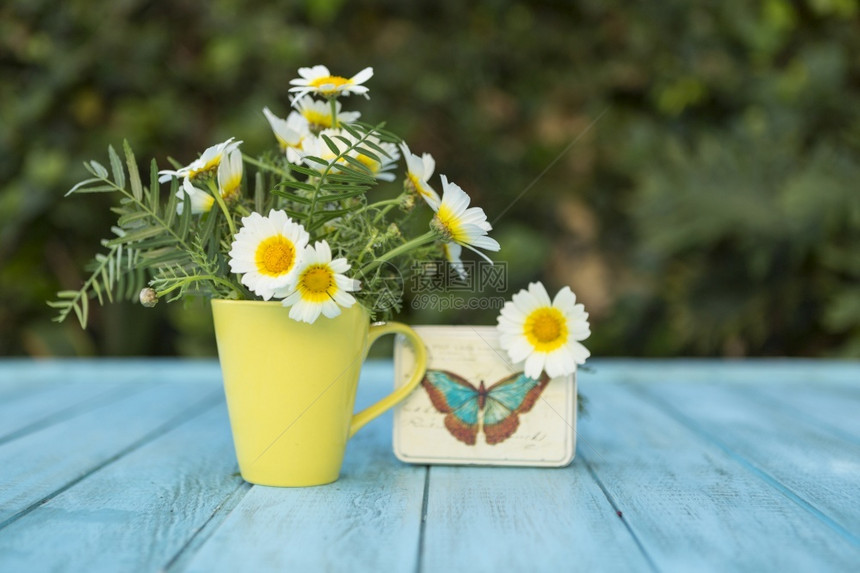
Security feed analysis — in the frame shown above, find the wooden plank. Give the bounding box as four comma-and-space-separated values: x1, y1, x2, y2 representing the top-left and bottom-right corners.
743, 379, 860, 445
0, 359, 149, 386
0, 363, 206, 402
585, 359, 860, 442
630, 372, 860, 541
0, 359, 223, 444
0, 360, 126, 400
0, 359, 223, 387
0, 381, 144, 444
575, 373, 860, 571
176, 361, 426, 573
0, 381, 221, 526
0, 405, 246, 573
420, 463, 654, 572
585, 359, 860, 390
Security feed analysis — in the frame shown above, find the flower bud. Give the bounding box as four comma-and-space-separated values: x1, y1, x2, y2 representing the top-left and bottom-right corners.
400, 193, 416, 212
139, 288, 159, 308
430, 216, 452, 242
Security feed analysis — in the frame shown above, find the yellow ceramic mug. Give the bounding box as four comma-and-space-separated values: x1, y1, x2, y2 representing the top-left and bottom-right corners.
211, 299, 427, 487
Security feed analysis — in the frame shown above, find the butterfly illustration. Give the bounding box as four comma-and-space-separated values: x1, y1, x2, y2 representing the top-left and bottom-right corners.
421, 369, 550, 446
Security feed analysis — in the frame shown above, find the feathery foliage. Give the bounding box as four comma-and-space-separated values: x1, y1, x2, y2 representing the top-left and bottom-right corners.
49, 92, 481, 327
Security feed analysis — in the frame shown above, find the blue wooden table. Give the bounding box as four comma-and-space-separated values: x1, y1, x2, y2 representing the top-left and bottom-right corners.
0, 359, 858, 572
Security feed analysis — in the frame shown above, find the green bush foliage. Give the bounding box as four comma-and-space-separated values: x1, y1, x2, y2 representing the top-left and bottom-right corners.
2, 0, 858, 356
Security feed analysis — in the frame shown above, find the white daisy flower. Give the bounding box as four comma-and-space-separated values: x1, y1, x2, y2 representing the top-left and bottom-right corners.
174, 149, 243, 215
262, 107, 309, 164
400, 142, 440, 208
497, 282, 591, 379
176, 178, 215, 215
218, 149, 243, 203
294, 96, 360, 131
289, 65, 373, 100
158, 137, 241, 183
430, 175, 500, 263
281, 240, 361, 324
228, 209, 310, 301
348, 133, 399, 181
441, 242, 467, 281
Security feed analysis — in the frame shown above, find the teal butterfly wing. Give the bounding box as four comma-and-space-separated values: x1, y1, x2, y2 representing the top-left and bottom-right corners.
422, 370, 550, 446
482, 372, 550, 445
422, 370, 481, 445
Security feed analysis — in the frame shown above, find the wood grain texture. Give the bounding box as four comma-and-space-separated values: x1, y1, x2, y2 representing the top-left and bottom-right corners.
0, 405, 244, 573
0, 360, 137, 401
177, 361, 426, 573
421, 463, 654, 572
0, 381, 220, 525
0, 359, 858, 573
743, 378, 860, 445
577, 370, 860, 572
630, 373, 860, 543
585, 359, 860, 387
0, 379, 142, 444
0, 359, 223, 387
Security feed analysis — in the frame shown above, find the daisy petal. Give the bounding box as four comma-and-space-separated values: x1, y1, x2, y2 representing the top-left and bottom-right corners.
524, 353, 546, 380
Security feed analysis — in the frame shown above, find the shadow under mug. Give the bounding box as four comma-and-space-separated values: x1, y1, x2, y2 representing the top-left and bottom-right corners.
211, 299, 427, 487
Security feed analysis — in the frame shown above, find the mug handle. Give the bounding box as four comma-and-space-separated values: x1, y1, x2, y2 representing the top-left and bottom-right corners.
349, 322, 427, 438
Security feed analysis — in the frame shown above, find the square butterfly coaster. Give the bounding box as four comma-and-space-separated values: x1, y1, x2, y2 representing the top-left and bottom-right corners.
393, 326, 576, 467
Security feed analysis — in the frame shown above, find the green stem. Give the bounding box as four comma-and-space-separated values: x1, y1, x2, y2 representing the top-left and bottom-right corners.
353, 197, 401, 217
329, 97, 338, 128
101, 178, 193, 252
242, 153, 295, 180
359, 230, 437, 275
155, 274, 240, 297
355, 230, 382, 264
372, 203, 397, 225
208, 180, 237, 236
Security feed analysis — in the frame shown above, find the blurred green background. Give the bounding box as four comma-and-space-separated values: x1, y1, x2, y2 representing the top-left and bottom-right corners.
2, 0, 859, 358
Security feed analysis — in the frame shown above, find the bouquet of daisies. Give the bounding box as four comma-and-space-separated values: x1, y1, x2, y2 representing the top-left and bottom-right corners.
50, 65, 500, 326
51, 64, 592, 381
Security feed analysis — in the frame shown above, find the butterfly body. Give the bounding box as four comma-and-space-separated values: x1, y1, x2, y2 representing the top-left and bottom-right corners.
421, 370, 550, 446
476, 381, 487, 411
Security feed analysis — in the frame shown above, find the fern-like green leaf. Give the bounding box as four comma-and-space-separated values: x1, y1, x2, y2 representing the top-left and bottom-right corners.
85, 160, 109, 178
108, 145, 126, 190
302, 155, 330, 167
271, 188, 313, 204
340, 155, 373, 174
124, 140, 143, 201
321, 134, 342, 156
149, 159, 160, 215
286, 163, 323, 178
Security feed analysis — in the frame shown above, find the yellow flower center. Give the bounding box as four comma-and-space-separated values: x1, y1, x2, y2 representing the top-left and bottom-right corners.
433, 204, 466, 243
524, 307, 568, 352
299, 265, 335, 302
406, 173, 431, 198
220, 176, 242, 204
309, 75, 350, 95
355, 153, 380, 173
301, 108, 333, 129
255, 235, 295, 277
188, 155, 222, 180
276, 134, 304, 150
